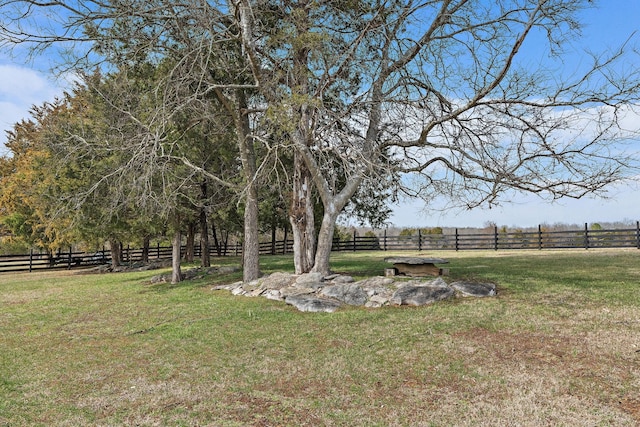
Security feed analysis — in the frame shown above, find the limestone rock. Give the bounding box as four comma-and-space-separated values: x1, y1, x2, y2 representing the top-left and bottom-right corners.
294, 272, 325, 290
350, 276, 396, 306
366, 294, 391, 308
244, 278, 261, 289
213, 270, 496, 313
284, 295, 342, 313
263, 289, 283, 301
450, 281, 497, 297
241, 282, 261, 294
280, 286, 316, 297
398, 277, 449, 289
429, 277, 450, 288
259, 272, 297, 290
248, 288, 265, 297
355, 276, 395, 288
231, 286, 247, 296
320, 283, 368, 306
296, 272, 324, 285
390, 284, 454, 306
329, 275, 355, 284
213, 281, 243, 292
363, 285, 394, 299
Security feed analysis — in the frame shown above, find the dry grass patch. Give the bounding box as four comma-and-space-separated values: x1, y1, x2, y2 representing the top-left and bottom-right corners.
1, 250, 640, 425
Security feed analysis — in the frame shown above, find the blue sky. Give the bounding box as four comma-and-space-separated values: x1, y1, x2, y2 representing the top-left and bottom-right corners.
1, 0, 639, 228
387, 180, 639, 228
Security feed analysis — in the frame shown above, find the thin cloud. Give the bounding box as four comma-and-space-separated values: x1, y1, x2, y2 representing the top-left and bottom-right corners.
0, 63, 66, 150
0, 64, 56, 103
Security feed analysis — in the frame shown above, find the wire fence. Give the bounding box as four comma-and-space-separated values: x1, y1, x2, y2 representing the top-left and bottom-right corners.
1, 222, 639, 273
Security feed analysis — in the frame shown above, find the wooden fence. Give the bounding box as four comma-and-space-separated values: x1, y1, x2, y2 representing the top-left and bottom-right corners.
1, 222, 639, 273
0, 241, 283, 273
0, 247, 165, 274
370, 223, 640, 251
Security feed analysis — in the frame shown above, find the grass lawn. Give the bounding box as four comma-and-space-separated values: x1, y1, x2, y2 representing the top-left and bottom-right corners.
1, 249, 639, 426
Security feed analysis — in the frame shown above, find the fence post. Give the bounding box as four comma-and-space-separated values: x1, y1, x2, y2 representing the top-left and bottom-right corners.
494, 226, 498, 250
353, 229, 357, 252
67, 246, 72, 269
637, 221, 640, 249
29, 249, 33, 273
157, 242, 160, 259
455, 228, 459, 251
538, 224, 542, 250
418, 229, 422, 251
383, 229, 387, 251
584, 223, 589, 249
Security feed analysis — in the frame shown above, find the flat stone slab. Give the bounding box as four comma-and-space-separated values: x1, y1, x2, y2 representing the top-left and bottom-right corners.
384, 257, 449, 277
384, 257, 449, 265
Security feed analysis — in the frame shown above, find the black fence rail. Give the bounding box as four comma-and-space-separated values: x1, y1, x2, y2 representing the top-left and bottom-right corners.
455, 224, 640, 251
0, 249, 111, 273
327, 224, 640, 252
2, 222, 639, 273
0, 243, 192, 273
0, 240, 285, 273
372, 223, 640, 251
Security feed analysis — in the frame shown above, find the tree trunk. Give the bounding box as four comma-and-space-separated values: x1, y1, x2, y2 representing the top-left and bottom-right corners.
271, 216, 277, 255
141, 235, 150, 263
199, 181, 211, 267
211, 220, 221, 256
236, 89, 260, 282
185, 221, 196, 263
302, 148, 365, 275
283, 226, 289, 254
289, 152, 316, 274
311, 204, 339, 275
222, 231, 229, 256
171, 229, 182, 284
109, 239, 121, 268
242, 183, 260, 281
200, 209, 210, 268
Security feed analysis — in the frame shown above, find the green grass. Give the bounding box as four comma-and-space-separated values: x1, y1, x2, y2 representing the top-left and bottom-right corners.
1, 249, 639, 426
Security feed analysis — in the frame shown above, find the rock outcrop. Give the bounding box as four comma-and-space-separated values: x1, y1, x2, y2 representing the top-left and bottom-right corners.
212, 272, 496, 312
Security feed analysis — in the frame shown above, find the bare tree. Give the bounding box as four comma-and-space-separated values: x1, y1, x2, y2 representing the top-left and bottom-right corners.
232, 0, 640, 274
